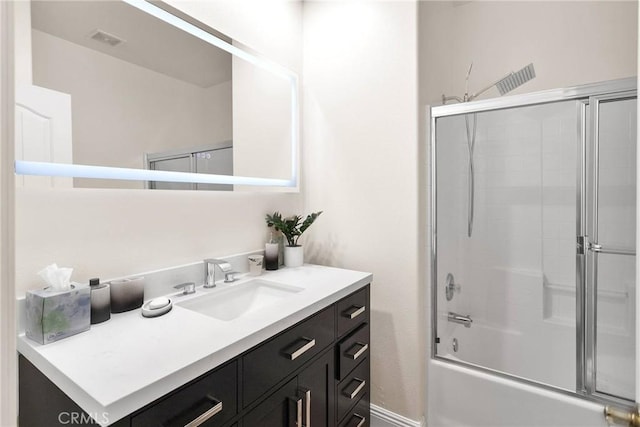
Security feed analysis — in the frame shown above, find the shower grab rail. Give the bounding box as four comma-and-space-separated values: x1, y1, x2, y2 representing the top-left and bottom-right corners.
448, 312, 472, 328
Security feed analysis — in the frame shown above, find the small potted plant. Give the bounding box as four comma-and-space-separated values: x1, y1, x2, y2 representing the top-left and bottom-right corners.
265, 211, 322, 267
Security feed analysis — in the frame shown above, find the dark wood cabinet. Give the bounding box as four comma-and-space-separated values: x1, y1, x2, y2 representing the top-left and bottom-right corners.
19, 285, 371, 427
244, 348, 335, 427
243, 378, 299, 426
131, 361, 237, 427
298, 348, 335, 427
243, 305, 336, 406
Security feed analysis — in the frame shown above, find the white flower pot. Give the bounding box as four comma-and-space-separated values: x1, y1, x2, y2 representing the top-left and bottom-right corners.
284, 246, 304, 268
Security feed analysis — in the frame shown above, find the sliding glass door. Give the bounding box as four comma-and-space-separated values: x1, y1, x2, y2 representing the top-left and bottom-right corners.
585, 95, 637, 401
431, 79, 637, 406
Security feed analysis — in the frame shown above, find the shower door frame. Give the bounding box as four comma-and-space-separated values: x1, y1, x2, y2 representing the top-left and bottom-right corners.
429, 77, 637, 408
584, 91, 638, 402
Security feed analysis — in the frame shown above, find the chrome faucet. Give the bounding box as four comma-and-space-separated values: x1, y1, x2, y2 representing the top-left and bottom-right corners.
203, 259, 235, 288
448, 311, 473, 328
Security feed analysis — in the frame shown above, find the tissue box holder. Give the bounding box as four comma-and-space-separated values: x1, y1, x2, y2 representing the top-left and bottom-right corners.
25, 285, 90, 344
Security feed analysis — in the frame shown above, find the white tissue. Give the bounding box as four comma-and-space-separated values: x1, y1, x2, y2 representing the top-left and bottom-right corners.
37, 263, 73, 291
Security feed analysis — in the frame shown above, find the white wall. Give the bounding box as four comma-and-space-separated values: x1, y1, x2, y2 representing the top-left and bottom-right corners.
303, 1, 422, 421
420, 1, 638, 105
15, 0, 303, 295
0, 1, 17, 424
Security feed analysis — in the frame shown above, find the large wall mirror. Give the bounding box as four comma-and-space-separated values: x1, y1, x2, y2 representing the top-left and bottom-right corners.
14, 0, 299, 190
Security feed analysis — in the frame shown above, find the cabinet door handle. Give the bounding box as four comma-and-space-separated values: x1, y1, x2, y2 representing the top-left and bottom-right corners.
345, 342, 368, 360
298, 387, 311, 427
346, 414, 366, 427
343, 305, 365, 320
342, 378, 366, 400
184, 396, 222, 427
288, 396, 303, 427
284, 337, 316, 360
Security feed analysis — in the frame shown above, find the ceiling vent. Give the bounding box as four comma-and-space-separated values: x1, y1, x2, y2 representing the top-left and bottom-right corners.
88, 29, 125, 47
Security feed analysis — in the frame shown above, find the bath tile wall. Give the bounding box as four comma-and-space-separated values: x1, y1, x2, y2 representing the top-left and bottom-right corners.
540, 103, 580, 327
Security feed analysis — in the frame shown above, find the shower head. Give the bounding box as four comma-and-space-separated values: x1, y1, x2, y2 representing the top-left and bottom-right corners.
495, 63, 536, 96
465, 63, 536, 102
441, 62, 536, 105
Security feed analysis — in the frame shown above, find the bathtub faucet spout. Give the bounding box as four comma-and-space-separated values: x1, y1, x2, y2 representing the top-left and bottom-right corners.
448, 312, 472, 328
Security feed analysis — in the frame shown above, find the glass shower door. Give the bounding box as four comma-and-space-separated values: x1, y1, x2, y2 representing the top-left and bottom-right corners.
433, 90, 637, 404
434, 100, 581, 391
586, 95, 637, 401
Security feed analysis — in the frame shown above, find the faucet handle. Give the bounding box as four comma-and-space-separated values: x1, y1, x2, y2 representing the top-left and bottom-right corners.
174, 282, 196, 295
224, 271, 238, 283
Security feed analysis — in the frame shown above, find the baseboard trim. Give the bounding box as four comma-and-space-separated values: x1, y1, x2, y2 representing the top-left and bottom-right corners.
370, 404, 422, 427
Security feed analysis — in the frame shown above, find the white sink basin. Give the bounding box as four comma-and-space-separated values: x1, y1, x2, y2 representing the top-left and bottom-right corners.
177, 279, 303, 321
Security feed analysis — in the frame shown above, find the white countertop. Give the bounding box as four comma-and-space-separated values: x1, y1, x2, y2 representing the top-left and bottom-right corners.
18, 264, 372, 426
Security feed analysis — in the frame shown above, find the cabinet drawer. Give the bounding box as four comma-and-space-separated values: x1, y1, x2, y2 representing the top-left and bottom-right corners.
339, 394, 370, 427
132, 361, 237, 427
337, 286, 369, 338
243, 306, 336, 406
337, 358, 370, 422
337, 322, 370, 380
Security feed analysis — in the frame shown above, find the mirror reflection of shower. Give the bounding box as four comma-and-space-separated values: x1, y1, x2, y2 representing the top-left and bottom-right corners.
441, 63, 536, 237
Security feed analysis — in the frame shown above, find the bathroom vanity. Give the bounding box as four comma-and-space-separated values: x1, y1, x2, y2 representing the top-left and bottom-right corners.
18, 265, 371, 426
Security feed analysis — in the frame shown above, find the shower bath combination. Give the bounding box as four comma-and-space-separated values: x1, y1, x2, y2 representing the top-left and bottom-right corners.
431, 76, 637, 418
441, 63, 536, 237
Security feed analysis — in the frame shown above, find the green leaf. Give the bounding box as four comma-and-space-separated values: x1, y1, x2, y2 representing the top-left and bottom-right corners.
264, 210, 322, 247
299, 211, 322, 235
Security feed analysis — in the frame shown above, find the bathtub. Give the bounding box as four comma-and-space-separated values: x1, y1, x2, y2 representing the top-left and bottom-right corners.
427, 358, 607, 427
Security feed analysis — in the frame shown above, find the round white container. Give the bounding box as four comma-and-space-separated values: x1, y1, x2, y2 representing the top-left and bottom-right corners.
284, 246, 304, 268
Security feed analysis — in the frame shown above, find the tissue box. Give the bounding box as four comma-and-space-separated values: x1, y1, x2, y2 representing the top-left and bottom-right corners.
25, 284, 91, 344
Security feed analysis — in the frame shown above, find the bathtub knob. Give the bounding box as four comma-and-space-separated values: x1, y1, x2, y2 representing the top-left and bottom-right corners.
445, 273, 461, 301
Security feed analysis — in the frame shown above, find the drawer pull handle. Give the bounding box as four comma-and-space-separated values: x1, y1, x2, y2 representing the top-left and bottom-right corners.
184, 396, 222, 427
342, 378, 366, 400
285, 337, 316, 360
346, 342, 369, 360
348, 414, 366, 427
343, 305, 366, 320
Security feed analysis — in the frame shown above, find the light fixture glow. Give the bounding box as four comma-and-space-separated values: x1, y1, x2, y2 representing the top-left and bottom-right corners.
15, 161, 295, 187
122, 0, 294, 81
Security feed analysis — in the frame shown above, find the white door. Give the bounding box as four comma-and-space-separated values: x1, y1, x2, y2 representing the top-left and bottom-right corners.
15, 85, 73, 188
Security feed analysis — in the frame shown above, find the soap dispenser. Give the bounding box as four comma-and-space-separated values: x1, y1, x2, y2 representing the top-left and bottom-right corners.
89, 278, 111, 324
